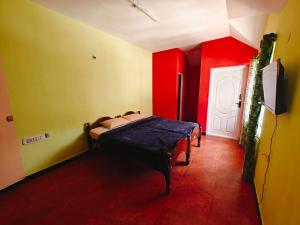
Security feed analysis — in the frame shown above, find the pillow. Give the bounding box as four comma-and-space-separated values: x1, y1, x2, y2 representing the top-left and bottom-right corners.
122, 113, 146, 122
89, 126, 109, 140
100, 117, 129, 129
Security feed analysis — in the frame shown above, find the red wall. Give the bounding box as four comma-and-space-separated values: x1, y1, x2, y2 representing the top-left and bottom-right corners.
177, 49, 187, 120
152, 48, 186, 120
185, 47, 201, 122
197, 37, 258, 132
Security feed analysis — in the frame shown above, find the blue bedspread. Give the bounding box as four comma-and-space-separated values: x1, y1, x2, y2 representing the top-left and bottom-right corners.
145, 117, 198, 136
99, 116, 198, 153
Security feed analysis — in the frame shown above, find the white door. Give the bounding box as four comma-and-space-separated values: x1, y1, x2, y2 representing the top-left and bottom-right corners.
207, 66, 247, 140
0, 61, 24, 190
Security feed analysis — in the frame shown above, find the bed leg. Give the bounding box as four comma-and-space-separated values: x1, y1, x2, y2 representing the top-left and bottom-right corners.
165, 173, 171, 195
164, 152, 172, 195
84, 123, 93, 151
197, 136, 201, 147
186, 135, 191, 165
197, 124, 202, 147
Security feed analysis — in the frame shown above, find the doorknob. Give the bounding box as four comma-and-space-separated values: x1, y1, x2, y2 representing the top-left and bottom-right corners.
6, 115, 14, 122
236, 94, 242, 108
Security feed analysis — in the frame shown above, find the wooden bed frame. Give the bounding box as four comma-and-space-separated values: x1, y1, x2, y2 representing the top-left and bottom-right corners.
85, 111, 201, 194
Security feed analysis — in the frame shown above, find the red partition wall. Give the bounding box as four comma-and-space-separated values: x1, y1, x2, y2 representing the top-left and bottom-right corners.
197, 37, 258, 132
177, 50, 187, 120
185, 47, 201, 122
152, 48, 186, 120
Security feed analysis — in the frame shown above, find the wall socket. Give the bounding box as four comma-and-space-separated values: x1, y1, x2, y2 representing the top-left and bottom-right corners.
22, 133, 50, 145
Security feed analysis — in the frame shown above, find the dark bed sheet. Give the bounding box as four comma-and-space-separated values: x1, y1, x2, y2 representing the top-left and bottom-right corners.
99, 116, 197, 153
144, 117, 198, 136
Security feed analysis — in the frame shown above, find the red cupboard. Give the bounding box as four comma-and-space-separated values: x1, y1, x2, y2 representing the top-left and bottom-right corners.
152, 48, 186, 120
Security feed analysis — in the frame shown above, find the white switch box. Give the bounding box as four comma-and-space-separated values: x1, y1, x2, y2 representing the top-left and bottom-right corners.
22, 133, 50, 145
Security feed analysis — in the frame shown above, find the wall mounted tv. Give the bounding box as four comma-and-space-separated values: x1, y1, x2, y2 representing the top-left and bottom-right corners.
262, 59, 286, 115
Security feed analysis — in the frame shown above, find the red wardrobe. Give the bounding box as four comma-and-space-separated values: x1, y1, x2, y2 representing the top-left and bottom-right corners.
152, 48, 186, 120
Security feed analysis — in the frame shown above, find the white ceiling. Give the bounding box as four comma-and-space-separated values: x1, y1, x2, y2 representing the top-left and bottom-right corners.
229, 14, 268, 48
226, 0, 287, 18
33, 0, 287, 52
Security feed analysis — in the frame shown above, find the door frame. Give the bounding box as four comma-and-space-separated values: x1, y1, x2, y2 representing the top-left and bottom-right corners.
177, 73, 183, 120
206, 65, 248, 140
0, 60, 25, 190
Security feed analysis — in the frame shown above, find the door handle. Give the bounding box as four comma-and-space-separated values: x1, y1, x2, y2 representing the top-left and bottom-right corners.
6, 115, 14, 122
236, 94, 242, 108
236, 101, 242, 108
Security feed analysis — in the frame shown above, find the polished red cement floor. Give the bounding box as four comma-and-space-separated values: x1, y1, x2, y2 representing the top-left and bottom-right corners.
0, 136, 260, 225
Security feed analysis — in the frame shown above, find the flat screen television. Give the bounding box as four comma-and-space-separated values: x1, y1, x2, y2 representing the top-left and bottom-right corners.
262, 59, 286, 115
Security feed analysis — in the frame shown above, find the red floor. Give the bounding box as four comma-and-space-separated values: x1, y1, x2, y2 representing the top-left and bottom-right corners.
0, 136, 260, 225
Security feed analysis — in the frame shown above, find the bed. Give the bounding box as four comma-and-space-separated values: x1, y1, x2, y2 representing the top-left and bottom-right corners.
85, 111, 201, 194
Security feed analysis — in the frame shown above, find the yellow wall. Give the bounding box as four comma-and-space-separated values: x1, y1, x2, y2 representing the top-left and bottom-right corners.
255, 0, 300, 225
0, 0, 152, 175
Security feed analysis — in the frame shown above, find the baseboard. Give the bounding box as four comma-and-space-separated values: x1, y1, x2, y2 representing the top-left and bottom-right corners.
0, 150, 90, 194
252, 180, 263, 225
0, 177, 25, 192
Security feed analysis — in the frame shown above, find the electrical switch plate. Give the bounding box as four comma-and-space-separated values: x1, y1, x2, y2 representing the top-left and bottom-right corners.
22, 133, 50, 145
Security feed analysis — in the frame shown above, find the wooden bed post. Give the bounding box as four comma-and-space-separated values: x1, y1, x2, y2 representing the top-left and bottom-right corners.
197, 137, 201, 147
164, 151, 172, 195
186, 135, 191, 165
84, 123, 93, 151
197, 124, 202, 147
